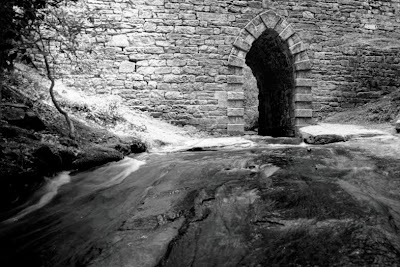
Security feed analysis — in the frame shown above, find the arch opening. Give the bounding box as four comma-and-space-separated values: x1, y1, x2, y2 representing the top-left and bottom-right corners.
245, 29, 295, 137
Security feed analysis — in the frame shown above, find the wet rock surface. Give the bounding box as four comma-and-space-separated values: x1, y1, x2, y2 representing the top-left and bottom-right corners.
1, 104, 46, 131
300, 124, 388, 144
71, 145, 124, 171
1, 137, 400, 267
157, 148, 400, 267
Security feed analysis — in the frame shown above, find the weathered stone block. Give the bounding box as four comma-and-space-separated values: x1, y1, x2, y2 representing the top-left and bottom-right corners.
139, 9, 153, 19
118, 61, 136, 73
154, 67, 172, 74
257, 22, 267, 35
295, 109, 313, 118
244, 33, 256, 45
289, 42, 308, 55
204, 83, 225, 91
295, 60, 312, 71
196, 76, 214, 82
145, 0, 164, 5
227, 124, 245, 135
287, 33, 301, 48
295, 51, 309, 62
227, 108, 244, 116
196, 27, 214, 35
228, 100, 244, 108
149, 90, 165, 101
227, 75, 244, 84
295, 94, 313, 102
295, 101, 313, 110
175, 26, 196, 34
167, 59, 187, 67
279, 25, 295, 41
228, 116, 244, 124
108, 35, 129, 47
222, 26, 241, 35
233, 37, 251, 52
302, 11, 314, 19
157, 26, 174, 33
245, 21, 258, 38
144, 47, 164, 54
295, 118, 313, 127
215, 91, 228, 108
180, 47, 199, 54
149, 59, 167, 67
165, 91, 183, 100
215, 75, 227, 83
129, 54, 147, 61
128, 35, 156, 47
200, 105, 218, 111
295, 78, 313, 87
260, 10, 280, 29
137, 67, 155, 75
364, 24, 377, 30
143, 22, 157, 32
228, 55, 245, 67
274, 19, 289, 35
228, 92, 245, 100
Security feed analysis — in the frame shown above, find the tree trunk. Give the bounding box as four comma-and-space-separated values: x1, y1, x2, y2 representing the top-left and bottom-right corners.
43, 55, 75, 139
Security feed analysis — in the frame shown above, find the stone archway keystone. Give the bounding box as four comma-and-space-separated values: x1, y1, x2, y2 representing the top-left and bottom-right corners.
227, 10, 313, 135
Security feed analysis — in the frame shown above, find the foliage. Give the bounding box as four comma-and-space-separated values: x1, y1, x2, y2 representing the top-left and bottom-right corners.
243, 66, 259, 131
1, 0, 105, 138
0, 0, 75, 72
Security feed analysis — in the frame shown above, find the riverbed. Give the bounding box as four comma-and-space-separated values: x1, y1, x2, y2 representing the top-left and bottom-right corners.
1, 136, 400, 266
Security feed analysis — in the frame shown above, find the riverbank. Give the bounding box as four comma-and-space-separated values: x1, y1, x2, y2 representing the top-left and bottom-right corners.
0, 66, 205, 215
0, 85, 142, 215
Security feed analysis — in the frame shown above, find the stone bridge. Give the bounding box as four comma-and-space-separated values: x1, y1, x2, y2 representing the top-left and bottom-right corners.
63, 0, 400, 135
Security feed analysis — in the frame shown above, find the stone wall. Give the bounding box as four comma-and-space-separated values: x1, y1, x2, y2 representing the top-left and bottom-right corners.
60, 0, 400, 134
313, 40, 400, 114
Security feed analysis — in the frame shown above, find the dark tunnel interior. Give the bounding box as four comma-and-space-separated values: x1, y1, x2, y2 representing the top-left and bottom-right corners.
245, 29, 295, 137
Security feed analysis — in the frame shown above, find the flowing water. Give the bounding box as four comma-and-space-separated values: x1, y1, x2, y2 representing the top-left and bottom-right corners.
0, 157, 147, 266
1, 143, 400, 267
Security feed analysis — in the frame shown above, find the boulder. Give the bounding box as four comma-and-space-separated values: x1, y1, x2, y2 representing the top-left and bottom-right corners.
33, 145, 63, 174
130, 140, 147, 153
111, 139, 147, 154
23, 111, 46, 131
302, 132, 346, 145
1, 104, 45, 131
2, 106, 25, 121
72, 146, 124, 171
59, 137, 79, 148
300, 123, 387, 145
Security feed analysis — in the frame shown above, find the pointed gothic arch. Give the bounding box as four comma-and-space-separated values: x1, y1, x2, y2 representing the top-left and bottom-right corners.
226, 10, 313, 136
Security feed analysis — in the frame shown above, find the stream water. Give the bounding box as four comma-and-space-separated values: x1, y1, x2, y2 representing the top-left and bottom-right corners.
1, 143, 400, 267
0, 157, 147, 266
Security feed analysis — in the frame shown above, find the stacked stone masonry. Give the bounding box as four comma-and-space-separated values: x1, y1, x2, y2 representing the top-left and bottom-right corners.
61, 0, 400, 135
